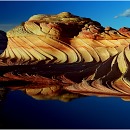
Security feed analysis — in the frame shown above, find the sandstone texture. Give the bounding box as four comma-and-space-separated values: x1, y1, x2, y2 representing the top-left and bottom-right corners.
0, 12, 130, 101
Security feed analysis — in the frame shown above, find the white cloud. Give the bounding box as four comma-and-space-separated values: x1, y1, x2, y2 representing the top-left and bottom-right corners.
114, 8, 130, 18
0, 24, 18, 32
114, 16, 119, 18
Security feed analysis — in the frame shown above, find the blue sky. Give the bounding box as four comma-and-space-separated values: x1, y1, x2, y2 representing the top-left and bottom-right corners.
1, 1, 130, 31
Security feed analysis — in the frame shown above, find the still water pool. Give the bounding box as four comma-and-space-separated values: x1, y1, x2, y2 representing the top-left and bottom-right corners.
0, 89, 130, 129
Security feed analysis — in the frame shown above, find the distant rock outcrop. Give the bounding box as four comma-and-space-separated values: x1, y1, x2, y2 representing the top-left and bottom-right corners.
0, 30, 7, 54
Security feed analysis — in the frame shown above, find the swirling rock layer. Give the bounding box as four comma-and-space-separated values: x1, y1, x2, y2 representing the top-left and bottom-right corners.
1, 12, 130, 101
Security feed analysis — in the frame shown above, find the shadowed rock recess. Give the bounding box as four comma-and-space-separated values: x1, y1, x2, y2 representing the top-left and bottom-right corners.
1, 12, 130, 102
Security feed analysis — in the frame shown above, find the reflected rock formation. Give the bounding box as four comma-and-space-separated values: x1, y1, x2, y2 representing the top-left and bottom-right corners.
1, 12, 130, 101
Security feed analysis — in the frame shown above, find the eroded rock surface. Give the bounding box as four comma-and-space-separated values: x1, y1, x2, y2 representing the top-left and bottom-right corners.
0, 12, 130, 101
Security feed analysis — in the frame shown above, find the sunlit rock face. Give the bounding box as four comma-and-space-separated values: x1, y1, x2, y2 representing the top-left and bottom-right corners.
1, 12, 130, 102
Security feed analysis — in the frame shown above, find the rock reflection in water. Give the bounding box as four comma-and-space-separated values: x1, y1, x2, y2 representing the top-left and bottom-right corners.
8, 85, 83, 102
1, 12, 130, 102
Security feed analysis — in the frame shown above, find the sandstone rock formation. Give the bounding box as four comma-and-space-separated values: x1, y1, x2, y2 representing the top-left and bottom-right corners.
0, 12, 130, 101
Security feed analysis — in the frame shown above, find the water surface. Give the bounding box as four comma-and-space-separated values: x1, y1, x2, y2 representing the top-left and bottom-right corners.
0, 89, 130, 129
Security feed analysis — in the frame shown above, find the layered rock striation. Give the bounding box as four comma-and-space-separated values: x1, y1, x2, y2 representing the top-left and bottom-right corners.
0, 12, 130, 101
